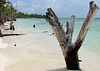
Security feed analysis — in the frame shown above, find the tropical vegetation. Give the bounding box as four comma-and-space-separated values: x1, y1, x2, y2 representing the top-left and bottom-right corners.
0, 0, 17, 25
0, 0, 44, 26
16, 12, 44, 18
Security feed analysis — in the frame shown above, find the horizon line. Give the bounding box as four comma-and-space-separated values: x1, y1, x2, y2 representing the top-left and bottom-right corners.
58, 17, 100, 19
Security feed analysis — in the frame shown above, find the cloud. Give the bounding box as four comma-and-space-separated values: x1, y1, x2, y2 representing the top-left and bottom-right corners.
13, 1, 29, 7
11, 0, 100, 18
13, 0, 30, 12
13, 0, 67, 14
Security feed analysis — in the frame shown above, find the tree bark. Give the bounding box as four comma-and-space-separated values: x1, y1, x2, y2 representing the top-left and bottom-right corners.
45, 1, 99, 70
10, 6, 14, 30
75, 1, 99, 50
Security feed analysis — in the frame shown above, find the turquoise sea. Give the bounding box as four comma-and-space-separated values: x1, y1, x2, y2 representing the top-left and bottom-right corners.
14, 18, 100, 54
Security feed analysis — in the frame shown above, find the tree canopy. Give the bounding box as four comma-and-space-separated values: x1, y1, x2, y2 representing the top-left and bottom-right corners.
0, 0, 17, 24
16, 12, 44, 18
0, 0, 44, 25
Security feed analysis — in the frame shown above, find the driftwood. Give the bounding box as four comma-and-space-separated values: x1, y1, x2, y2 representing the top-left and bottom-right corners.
10, 24, 15, 30
45, 1, 99, 70
2, 34, 25, 36
0, 29, 3, 37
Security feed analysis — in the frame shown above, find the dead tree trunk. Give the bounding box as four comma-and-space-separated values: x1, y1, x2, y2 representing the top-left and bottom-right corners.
10, 6, 15, 30
45, 1, 99, 70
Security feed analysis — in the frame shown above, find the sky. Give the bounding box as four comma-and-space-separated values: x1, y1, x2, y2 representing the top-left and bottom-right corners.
9, 0, 100, 18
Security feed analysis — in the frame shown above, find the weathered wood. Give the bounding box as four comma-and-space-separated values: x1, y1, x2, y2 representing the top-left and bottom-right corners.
0, 29, 3, 37
65, 50, 79, 70
66, 15, 75, 44
2, 34, 25, 36
64, 15, 79, 70
45, 8, 66, 53
45, 1, 99, 70
0, 29, 2, 35
10, 24, 15, 30
75, 1, 99, 50
45, 8, 79, 70
0, 29, 25, 37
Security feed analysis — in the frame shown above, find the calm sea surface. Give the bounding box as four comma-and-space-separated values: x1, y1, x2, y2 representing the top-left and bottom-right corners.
14, 18, 100, 54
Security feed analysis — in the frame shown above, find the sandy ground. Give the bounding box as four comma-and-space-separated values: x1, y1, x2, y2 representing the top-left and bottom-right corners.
0, 22, 100, 71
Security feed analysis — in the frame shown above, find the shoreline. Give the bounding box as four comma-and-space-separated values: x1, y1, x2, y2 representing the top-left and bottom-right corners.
16, 17, 44, 19
0, 22, 100, 71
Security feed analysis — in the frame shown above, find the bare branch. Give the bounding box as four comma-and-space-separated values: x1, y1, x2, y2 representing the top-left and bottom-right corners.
66, 15, 75, 44
75, 1, 99, 49
45, 8, 66, 52
45, 1, 99, 70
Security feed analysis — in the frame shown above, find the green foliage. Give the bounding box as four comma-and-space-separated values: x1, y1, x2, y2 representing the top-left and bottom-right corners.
16, 12, 44, 18
0, 0, 17, 17
0, 0, 44, 21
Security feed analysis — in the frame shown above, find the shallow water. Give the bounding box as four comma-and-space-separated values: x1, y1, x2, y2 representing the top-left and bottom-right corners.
0, 18, 100, 71
14, 18, 100, 54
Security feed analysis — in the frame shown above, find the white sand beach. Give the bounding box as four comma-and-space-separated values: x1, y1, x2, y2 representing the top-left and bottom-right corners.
0, 22, 100, 71
0, 0, 100, 70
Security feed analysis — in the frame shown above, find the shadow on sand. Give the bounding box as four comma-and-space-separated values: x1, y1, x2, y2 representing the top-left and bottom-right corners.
48, 68, 82, 71
48, 68, 67, 71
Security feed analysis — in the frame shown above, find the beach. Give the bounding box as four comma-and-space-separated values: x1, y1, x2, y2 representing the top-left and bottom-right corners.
0, 18, 100, 71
